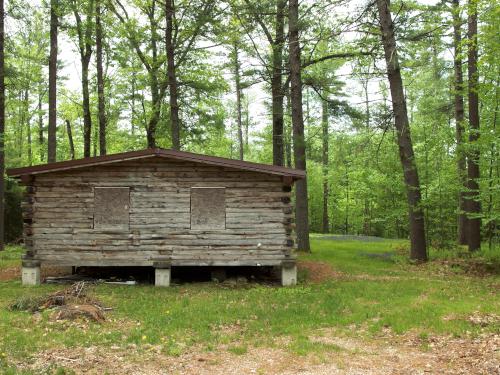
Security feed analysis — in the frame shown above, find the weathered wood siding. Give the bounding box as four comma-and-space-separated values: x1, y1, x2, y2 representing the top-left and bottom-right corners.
23, 158, 295, 266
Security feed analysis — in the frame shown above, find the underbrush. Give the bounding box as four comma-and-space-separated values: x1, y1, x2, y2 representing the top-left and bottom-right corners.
408, 242, 500, 276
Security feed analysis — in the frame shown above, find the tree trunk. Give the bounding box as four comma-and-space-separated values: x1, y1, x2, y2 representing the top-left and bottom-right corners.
285, 84, 292, 168
271, 0, 285, 166
165, 0, 180, 150
146, 3, 160, 149
147, 73, 160, 148
285, 122, 292, 168
96, 0, 106, 155
362, 79, 371, 235
289, 0, 310, 252
131, 72, 136, 135
244, 95, 249, 148
363, 79, 370, 128
233, 42, 244, 160
486, 73, 498, 249
376, 0, 427, 261
466, 0, 481, 252
321, 97, 329, 233
17, 92, 23, 159
65, 119, 75, 160
345, 163, 349, 234
48, 0, 58, 163
92, 113, 97, 157
38, 84, 45, 162
73, 1, 94, 158
363, 199, 371, 235
0, 0, 5, 251
148, 3, 160, 148
82, 57, 92, 157
452, 0, 468, 245
23, 90, 33, 166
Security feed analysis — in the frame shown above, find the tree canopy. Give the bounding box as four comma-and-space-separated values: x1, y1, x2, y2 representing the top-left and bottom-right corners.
0, 0, 498, 254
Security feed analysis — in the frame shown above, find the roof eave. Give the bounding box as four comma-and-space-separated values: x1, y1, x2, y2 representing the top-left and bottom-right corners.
6, 148, 306, 180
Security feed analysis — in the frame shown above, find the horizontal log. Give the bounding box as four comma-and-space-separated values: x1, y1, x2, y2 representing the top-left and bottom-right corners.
129, 208, 189, 214
34, 177, 281, 187
34, 240, 289, 249
31, 229, 288, 246
35, 180, 284, 188
36, 258, 286, 267
34, 196, 94, 201
33, 233, 287, 241
37, 169, 281, 179
34, 203, 94, 209
36, 248, 289, 256
34, 214, 93, 220
129, 223, 191, 230
34, 198, 94, 205
34, 208, 94, 214
29, 229, 290, 241
25, 210, 265, 219
34, 243, 289, 251
32, 222, 92, 229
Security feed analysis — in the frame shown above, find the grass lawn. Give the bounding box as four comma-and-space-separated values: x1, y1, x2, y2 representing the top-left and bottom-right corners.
0, 236, 499, 373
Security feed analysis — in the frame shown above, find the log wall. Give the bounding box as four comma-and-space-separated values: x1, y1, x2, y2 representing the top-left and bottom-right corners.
23, 158, 295, 267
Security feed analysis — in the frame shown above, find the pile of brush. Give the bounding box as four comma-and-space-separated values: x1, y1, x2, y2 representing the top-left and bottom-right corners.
10, 281, 110, 322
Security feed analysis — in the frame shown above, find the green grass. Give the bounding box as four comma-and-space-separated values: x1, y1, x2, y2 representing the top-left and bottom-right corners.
0, 236, 499, 372
0, 245, 23, 269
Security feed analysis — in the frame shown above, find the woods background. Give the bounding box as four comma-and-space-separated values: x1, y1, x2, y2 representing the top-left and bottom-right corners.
0, 0, 498, 254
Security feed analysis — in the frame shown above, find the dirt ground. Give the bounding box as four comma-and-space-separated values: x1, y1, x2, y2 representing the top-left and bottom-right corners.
0, 265, 71, 281
16, 330, 499, 375
298, 260, 344, 283
0, 266, 20, 281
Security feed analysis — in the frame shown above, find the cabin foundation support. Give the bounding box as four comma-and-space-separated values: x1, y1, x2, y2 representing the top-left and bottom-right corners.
281, 260, 297, 286
22, 259, 41, 286
154, 262, 171, 287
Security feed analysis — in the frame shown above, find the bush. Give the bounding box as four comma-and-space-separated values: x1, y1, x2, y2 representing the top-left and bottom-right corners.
4, 178, 23, 243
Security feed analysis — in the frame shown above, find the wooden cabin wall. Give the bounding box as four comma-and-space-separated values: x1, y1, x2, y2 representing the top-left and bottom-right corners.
23, 158, 295, 266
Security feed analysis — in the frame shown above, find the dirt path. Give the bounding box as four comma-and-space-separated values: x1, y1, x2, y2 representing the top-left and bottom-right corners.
18, 331, 499, 375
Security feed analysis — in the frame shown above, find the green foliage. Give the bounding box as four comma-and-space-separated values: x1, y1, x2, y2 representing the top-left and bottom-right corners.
4, 180, 23, 243
1, 0, 499, 250
0, 245, 23, 268
8, 295, 45, 313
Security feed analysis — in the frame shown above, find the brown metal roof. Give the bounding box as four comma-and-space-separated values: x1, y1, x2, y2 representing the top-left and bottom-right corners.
7, 148, 306, 180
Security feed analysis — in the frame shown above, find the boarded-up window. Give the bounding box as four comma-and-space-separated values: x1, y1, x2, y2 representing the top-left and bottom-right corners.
190, 187, 226, 230
94, 187, 130, 230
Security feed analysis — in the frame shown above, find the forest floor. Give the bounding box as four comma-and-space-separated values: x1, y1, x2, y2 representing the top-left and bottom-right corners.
0, 236, 499, 374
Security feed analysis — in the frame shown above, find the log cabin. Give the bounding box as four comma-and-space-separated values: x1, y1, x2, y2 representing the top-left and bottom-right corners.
7, 148, 305, 286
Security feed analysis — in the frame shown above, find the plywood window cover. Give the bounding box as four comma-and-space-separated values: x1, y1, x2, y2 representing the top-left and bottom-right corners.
93, 187, 130, 230
190, 187, 226, 230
